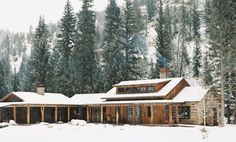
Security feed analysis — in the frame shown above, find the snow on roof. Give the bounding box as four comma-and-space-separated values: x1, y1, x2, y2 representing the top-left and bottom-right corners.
106, 87, 116, 95
1, 92, 75, 105
173, 87, 209, 102
114, 78, 171, 86
104, 77, 185, 99
82, 99, 182, 105
71, 93, 107, 105
0, 102, 13, 107
77, 86, 209, 105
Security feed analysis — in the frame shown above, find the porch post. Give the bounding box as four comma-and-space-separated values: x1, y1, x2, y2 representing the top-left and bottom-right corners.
27, 106, 30, 124
132, 107, 135, 124
100, 106, 103, 123
116, 106, 119, 124
151, 105, 154, 124
55, 107, 58, 123
169, 105, 172, 124
13, 106, 16, 122
176, 105, 179, 124
67, 107, 70, 122
41, 106, 44, 122
86, 107, 89, 122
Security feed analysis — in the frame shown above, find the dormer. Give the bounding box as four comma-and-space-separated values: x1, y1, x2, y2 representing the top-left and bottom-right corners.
103, 78, 190, 102
113, 79, 170, 94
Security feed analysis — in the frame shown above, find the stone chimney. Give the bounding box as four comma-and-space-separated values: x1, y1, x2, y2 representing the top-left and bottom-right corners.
160, 67, 170, 79
37, 84, 45, 95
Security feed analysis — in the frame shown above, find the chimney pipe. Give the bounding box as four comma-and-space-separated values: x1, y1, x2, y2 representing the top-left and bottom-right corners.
37, 84, 45, 95
160, 67, 170, 79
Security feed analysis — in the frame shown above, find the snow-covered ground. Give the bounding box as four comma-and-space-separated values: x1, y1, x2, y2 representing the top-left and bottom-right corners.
0, 122, 235, 142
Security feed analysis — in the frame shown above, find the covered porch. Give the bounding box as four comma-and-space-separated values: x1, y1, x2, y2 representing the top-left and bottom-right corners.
84, 103, 182, 125
0, 104, 79, 124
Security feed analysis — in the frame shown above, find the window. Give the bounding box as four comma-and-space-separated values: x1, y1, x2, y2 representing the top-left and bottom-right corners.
147, 106, 151, 117
117, 88, 124, 93
118, 86, 155, 94
147, 86, 155, 92
140, 87, 147, 92
179, 106, 190, 119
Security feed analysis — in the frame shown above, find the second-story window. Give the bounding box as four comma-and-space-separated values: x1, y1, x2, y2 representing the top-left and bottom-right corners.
117, 86, 155, 94
147, 106, 151, 117
147, 86, 155, 92
117, 88, 124, 93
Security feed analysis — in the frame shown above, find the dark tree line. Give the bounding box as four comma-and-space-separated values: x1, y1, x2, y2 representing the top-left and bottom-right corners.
0, 0, 235, 125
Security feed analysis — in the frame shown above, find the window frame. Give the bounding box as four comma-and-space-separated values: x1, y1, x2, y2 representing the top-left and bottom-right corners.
178, 106, 191, 119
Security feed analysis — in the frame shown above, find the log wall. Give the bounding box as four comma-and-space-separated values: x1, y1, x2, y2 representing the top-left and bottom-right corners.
165, 79, 190, 99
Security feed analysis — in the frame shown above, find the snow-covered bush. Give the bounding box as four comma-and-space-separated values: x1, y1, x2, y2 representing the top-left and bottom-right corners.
70, 119, 87, 126
0, 122, 9, 128
9, 120, 17, 126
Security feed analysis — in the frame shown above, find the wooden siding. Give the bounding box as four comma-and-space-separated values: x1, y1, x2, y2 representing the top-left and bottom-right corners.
1, 94, 23, 102
116, 81, 169, 94
88, 104, 179, 125
165, 79, 190, 99
179, 88, 220, 125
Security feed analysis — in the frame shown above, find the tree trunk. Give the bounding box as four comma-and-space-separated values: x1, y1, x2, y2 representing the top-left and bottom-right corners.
220, 51, 225, 126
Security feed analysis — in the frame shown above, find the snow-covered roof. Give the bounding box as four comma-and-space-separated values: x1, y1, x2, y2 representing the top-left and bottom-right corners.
0, 79, 211, 106
0, 102, 13, 107
173, 87, 210, 102
79, 99, 182, 105
0, 92, 75, 105
69, 79, 211, 105
114, 78, 172, 86
104, 77, 185, 99
70, 93, 107, 105
79, 87, 210, 105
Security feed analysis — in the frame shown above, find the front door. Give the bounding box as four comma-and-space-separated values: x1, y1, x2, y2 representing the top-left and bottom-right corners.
134, 107, 141, 124
127, 107, 132, 123
127, 107, 141, 124
91, 107, 101, 122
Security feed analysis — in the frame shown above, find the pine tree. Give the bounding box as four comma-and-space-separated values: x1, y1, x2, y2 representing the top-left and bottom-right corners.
102, 0, 124, 91
133, 0, 144, 32
0, 58, 12, 98
29, 16, 50, 88
192, 44, 202, 77
57, 0, 76, 59
47, 43, 60, 93
0, 60, 8, 98
202, 54, 213, 86
205, 0, 236, 125
191, 0, 200, 39
73, 0, 96, 93
121, 0, 147, 80
191, 0, 201, 78
18, 54, 33, 91
155, 0, 172, 67
150, 59, 160, 79
146, 0, 157, 21
55, 0, 76, 96
0, 36, 13, 93
177, 2, 190, 77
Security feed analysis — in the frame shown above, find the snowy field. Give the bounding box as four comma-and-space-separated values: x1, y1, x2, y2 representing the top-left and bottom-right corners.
0, 122, 235, 142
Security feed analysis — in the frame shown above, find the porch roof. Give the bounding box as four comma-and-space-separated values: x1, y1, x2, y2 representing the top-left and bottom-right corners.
71, 93, 107, 105
0, 92, 76, 106
173, 86, 209, 102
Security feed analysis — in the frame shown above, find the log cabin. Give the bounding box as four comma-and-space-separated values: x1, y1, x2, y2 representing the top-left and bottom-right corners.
72, 68, 221, 126
0, 86, 78, 124
0, 68, 221, 126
